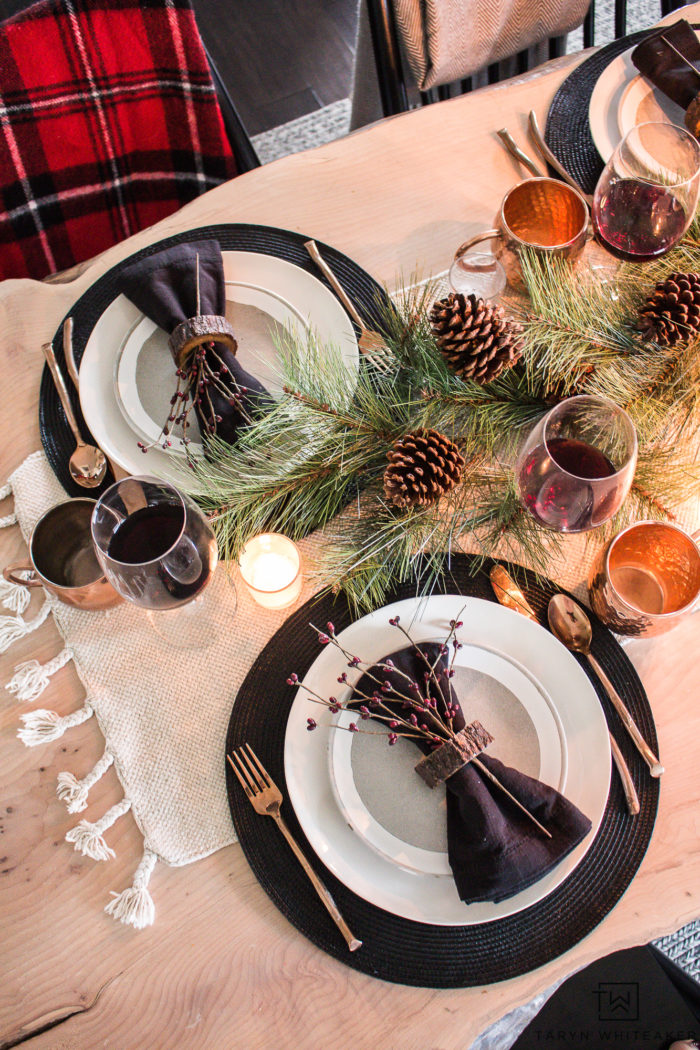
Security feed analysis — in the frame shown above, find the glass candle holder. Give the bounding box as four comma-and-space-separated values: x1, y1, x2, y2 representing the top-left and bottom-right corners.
239, 533, 302, 609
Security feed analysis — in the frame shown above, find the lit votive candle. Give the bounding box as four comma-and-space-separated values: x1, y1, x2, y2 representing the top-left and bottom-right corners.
238, 533, 302, 610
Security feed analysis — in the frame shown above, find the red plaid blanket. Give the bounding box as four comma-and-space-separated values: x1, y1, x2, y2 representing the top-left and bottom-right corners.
0, 0, 236, 280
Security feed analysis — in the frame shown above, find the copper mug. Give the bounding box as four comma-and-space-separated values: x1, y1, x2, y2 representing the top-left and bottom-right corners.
3, 498, 122, 611
455, 177, 589, 290
588, 520, 700, 637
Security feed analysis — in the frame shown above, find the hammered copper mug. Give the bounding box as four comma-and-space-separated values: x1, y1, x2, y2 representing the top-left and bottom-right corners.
3, 498, 122, 611
455, 177, 589, 290
588, 520, 700, 637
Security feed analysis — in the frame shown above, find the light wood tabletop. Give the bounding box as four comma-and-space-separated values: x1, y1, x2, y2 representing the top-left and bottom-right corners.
1, 41, 699, 1050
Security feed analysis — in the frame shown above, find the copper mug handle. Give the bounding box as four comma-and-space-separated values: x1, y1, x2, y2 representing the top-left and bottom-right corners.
3, 563, 42, 587
454, 229, 501, 261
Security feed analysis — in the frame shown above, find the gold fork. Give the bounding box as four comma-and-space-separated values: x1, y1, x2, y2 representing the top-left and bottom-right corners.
227, 744, 362, 952
304, 239, 393, 373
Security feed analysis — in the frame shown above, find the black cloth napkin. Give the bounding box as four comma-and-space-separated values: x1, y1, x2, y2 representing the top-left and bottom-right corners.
352, 642, 592, 904
631, 19, 700, 112
120, 240, 271, 445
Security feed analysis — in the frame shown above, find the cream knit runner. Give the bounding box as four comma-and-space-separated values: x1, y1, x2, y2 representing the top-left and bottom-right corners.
2, 449, 698, 929
1, 451, 327, 928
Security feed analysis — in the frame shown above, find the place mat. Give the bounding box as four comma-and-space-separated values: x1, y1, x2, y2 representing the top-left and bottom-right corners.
40, 223, 389, 497
545, 30, 651, 196
225, 554, 660, 988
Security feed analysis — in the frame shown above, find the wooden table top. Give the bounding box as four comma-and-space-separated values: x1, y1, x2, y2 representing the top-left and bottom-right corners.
1, 43, 699, 1050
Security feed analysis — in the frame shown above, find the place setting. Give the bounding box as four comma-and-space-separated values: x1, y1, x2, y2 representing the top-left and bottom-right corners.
545, 3, 700, 195
39, 223, 389, 496
223, 399, 667, 985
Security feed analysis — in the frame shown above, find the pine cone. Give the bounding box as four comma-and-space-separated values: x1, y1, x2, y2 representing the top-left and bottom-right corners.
429, 292, 523, 384
384, 429, 465, 510
638, 272, 700, 346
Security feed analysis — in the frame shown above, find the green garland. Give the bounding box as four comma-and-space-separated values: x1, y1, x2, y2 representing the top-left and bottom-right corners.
185, 231, 700, 613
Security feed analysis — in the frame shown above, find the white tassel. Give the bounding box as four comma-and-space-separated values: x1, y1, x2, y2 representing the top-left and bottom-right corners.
105, 849, 157, 930
57, 750, 113, 813
56, 771, 89, 813
0, 599, 51, 654
0, 575, 29, 614
65, 822, 115, 861
17, 700, 93, 747
7, 647, 74, 702
66, 798, 131, 862
0, 480, 16, 528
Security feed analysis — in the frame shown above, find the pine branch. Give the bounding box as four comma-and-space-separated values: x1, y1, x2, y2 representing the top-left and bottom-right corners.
180, 251, 700, 612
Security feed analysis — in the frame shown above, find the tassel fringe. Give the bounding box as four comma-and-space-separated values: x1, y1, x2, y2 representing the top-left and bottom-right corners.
7, 647, 74, 702
0, 599, 51, 654
0, 575, 29, 614
66, 798, 131, 861
65, 821, 116, 861
57, 750, 114, 813
0, 480, 16, 528
105, 850, 157, 929
17, 700, 93, 746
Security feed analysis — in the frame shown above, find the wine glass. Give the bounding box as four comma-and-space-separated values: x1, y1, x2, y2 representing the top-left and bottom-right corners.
515, 395, 637, 533
593, 121, 700, 261
91, 476, 223, 645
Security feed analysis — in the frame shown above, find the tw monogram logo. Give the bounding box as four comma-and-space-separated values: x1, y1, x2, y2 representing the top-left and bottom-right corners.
594, 982, 640, 1022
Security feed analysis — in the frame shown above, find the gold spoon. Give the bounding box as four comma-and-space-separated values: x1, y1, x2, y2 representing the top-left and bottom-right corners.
547, 594, 664, 778
41, 340, 107, 488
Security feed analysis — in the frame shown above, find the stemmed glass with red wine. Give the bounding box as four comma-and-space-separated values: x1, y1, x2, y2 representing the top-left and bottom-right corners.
91, 476, 221, 644
593, 122, 700, 261
516, 395, 637, 533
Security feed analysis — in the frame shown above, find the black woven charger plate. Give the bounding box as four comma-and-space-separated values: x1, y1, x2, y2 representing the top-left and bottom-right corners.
545, 30, 652, 196
40, 224, 389, 497
225, 554, 660, 988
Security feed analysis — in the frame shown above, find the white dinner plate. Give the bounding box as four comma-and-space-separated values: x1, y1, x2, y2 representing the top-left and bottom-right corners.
617, 62, 695, 147
284, 595, 611, 926
588, 7, 698, 163
79, 251, 358, 481
328, 642, 567, 877
114, 281, 309, 455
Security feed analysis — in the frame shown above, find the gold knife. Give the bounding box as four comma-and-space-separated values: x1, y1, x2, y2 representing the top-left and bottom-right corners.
489, 564, 540, 622
488, 564, 641, 817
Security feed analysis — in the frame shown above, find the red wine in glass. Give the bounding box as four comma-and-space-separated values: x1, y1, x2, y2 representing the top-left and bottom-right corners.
107, 503, 215, 608
594, 179, 687, 261
518, 437, 617, 531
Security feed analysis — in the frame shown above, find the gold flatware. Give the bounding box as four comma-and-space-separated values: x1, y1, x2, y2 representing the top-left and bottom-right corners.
496, 128, 544, 178
41, 341, 107, 488
548, 594, 664, 778
489, 564, 540, 623
62, 316, 81, 389
527, 111, 594, 208
304, 240, 393, 373
489, 565, 641, 816
227, 744, 362, 952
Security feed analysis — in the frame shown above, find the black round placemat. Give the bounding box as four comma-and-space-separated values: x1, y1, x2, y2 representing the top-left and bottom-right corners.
225, 555, 659, 987
41, 224, 389, 497
545, 30, 652, 196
